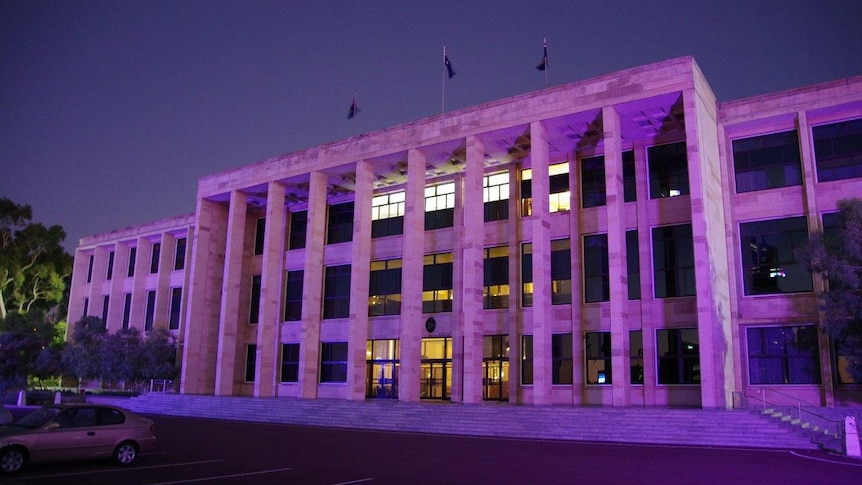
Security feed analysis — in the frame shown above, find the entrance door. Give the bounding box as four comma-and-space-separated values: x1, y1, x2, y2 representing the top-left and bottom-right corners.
420, 337, 452, 400
483, 360, 509, 401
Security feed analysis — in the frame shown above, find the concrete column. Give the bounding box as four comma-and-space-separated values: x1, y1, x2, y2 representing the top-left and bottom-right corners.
129, 238, 152, 331
255, 181, 286, 398
568, 154, 583, 404
106, 243, 129, 333
299, 171, 327, 399
507, 162, 523, 403
214, 190, 248, 396
66, 249, 93, 338
87, 246, 108, 321
530, 121, 553, 405
633, 141, 656, 406
458, 136, 486, 403
682, 87, 734, 409
400, 149, 426, 402
153, 232, 175, 331
181, 197, 229, 395
347, 161, 374, 400
603, 105, 631, 407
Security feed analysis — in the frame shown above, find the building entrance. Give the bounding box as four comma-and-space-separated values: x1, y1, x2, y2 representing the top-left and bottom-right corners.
420, 338, 452, 400
483, 335, 510, 401
366, 339, 399, 399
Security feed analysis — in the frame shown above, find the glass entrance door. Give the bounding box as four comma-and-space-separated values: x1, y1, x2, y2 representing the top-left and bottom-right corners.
366, 339, 399, 399
483, 335, 510, 401
420, 338, 452, 400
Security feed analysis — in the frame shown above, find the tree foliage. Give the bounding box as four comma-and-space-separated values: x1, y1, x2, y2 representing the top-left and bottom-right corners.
797, 198, 862, 381
0, 310, 63, 396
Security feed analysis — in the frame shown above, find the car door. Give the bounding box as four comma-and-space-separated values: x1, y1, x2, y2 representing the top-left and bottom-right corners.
34, 408, 100, 461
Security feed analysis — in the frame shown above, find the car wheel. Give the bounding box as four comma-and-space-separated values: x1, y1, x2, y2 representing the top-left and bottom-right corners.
0, 447, 26, 474
113, 441, 138, 465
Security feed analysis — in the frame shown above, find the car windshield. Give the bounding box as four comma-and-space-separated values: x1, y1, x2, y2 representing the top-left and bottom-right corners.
13, 406, 62, 429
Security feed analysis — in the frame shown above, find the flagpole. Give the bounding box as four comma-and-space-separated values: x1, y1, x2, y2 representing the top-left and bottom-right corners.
441, 46, 446, 114
351, 91, 356, 135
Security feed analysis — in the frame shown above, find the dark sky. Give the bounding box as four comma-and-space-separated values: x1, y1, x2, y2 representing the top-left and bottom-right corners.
2, 1, 861, 252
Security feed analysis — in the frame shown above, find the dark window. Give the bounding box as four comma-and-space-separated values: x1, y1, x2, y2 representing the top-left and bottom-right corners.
551, 239, 572, 304
144, 290, 156, 331
122, 293, 132, 330
328, 202, 354, 244
583, 234, 609, 303
423, 253, 453, 313
281, 343, 300, 382
249, 274, 261, 324
323, 265, 351, 319
254, 218, 266, 255
127, 247, 137, 277
747, 326, 821, 385
372, 192, 405, 238
739, 217, 812, 295
484, 247, 509, 309
483, 172, 509, 222
627, 230, 641, 300
106, 251, 114, 280
97, 407, 125, 426
631, 330, 644, 385
657, 328, 700, 384
623, 151, 636, 202
87, 255, 94, 283
585, 332, 612, 385
425, 183, 455, 230
245, 344, 256, 382
581, 155, 606, 208
83, 297, 89, 317
174, 238, 187, 271
101, 295, 109, 324
648, 141, 689, 199
320, 342, 348, 383
552, 333, 573, 385
521, 243, 532, 307
521, 334, 533, 385
369, 259, 402, 316
284, 270, 304, 321
169, 287, 182, 330
814, 118, 862, 182
288, 210, 308, 250
652, 224, 696, 298
733, 130, 802, 192
150, 243, 161, 274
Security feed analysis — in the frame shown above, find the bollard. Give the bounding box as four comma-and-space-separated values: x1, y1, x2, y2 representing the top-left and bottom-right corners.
845, 416, 861, 457
54, 391, 62, 404
17, 390, 26, 406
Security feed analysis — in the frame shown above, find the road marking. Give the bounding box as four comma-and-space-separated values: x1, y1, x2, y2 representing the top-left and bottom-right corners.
22, 459, 224, 480
146, 467, 294, 484
331, 479, 374, 485
789, 451, 862, 467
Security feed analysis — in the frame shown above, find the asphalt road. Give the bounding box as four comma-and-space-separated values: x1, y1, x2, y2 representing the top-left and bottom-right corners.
4, 414, 862, 484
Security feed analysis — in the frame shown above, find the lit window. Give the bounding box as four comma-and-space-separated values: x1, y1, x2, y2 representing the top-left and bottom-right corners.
483, 246, 509, 309
483, 172, 509, 221
425, 183, 455, 230
372, 191, 405, 238
369, 259, 402, 316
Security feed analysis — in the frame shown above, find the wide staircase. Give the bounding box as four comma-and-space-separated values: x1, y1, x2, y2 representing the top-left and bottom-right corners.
89, 393, 821, 450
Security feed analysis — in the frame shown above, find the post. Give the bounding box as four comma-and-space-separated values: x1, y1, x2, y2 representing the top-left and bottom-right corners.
845, 416, 861, 457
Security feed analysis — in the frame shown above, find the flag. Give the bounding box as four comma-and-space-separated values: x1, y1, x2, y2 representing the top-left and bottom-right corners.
444, 47, 455, 78
348, 95, 358, 119
536, 37, 548, 71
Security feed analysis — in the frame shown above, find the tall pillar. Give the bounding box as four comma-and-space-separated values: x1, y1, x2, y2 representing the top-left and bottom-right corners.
106, 244, 130, 333
507, 163, 523, 403
400, 149, 426, 402
567, 152, 583, 405
632, 141, 656, 406
299, 172, 327, 399
87, 246, 108, 321
129, 238, 152, 331
256, 181, 286, 398
214, 190, 248, 396
530, 121, 553, 405
66, 249, 92, 337
347, 161, 374, 400
153, 232, 175, 331
603, 105, 631, 407
459, 136, 485, 403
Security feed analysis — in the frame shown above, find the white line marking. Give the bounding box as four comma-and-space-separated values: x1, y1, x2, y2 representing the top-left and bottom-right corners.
789, 451, 862, 467
146, 467, 293, 484
22, 459, 224, 480
331, 479, 374, 485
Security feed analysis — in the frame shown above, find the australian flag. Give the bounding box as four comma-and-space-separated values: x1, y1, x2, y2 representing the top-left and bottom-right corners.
536, 37, 548, 71
444, 50, 455, 78
348, 96, 358, 119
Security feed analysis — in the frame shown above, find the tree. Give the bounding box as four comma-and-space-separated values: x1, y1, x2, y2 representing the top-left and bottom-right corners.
0, 198, 72, 320
61, 317, 107, 386
797, 198, 862, 381
0, 310, 61, 396
141, 328, 179, 382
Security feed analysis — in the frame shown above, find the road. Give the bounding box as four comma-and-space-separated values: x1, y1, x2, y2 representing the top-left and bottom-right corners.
5, 414, 861, 484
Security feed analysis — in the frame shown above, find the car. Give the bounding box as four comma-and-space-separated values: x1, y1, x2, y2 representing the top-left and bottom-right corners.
0, 406, 12, 426
0, 404, 156, 474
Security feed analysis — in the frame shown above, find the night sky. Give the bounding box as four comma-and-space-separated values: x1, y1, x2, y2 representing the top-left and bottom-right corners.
2, 1, 861, 252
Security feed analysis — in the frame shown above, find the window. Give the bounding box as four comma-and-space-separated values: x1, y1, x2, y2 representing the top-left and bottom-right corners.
583, 234, 609, 303
280, 343, 300, 383
169, 287, 182, 330
520, 163, 572, 215
127, 247, 136, 277
82, 297, 89, 317
623, 150, 636, 202
254, 218, 266, 255
521, 335, 533, 385
150, 242, 161, 274
733, 130, 802, 192
328, 202, 354, 244
425, 182, 455, 230
648, 141, 689, 199
106, 251, 114, 280
552, 333, 573, 384
288, 210, 308, 249
657, 328, 700, 384
631, 330, 644, 384
520, 169, 532, 217
283, 270, 304, 321
652, 224, 696, 298
144, 290, 156, 331
372, 191, 405, 238
245, 344, 256, 382
249, 274, 261, 324
174, 238, 187, 270
87, 254, 94, 283
483, 246, 509, 309
551, 239, 572, 304
369, 259, 402, 316
581, 155, 606, 208
739, 217, 812, 295
122, 293, 132, 330
627, 230, 641, 300
101, 295, 109, 324
423, 253, 453, 313
585, 332, 611, 385
323, 265, 351, 319
814, 118, 862, 182
320, 342, 348, 383
747, 325, 821, 385
484, 172, 509, 222
521, 243, 532, 307
367, 339, 400, 398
